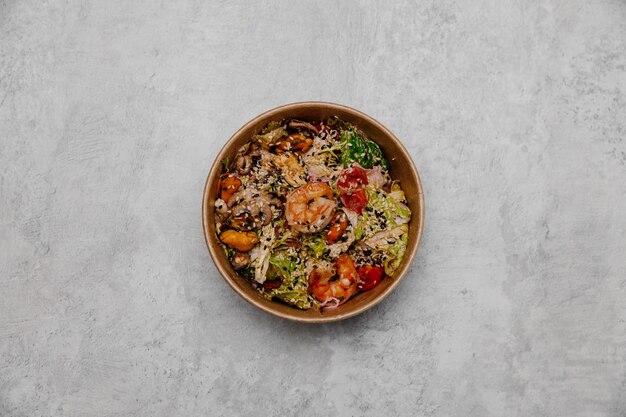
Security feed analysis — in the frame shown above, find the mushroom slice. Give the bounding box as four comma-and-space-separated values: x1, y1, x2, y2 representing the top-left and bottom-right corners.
288, 120, 318, 134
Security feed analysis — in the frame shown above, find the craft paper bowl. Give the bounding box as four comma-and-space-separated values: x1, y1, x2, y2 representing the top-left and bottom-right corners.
202, 102, 424, 323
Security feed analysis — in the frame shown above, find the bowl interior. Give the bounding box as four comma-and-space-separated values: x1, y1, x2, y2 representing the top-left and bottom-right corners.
202, 102, 424, 322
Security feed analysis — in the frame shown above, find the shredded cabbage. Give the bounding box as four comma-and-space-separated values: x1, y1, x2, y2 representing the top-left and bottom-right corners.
362, 225, 407, 250
354, 209, 380, 241
301, 137, 342, 180
354, 185, 411, 242
383, 231, 408, 275
366, 185, 411, 227
252, 224, 276, 283
388, 182, 407, 203
361, 224, 409, 275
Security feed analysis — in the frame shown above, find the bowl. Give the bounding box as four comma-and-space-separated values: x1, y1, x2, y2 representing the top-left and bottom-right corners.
202, 102, 424, 323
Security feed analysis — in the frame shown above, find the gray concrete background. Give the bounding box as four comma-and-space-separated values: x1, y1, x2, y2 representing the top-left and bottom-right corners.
1, 0, 625, 416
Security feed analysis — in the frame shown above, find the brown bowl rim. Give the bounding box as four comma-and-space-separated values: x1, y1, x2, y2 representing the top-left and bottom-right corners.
202, 101, 425, 323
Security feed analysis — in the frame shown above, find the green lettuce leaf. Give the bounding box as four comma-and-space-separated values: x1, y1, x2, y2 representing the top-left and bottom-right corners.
303, 234, 327, 258
252, 121, 287, 146
266, 250, 314, 309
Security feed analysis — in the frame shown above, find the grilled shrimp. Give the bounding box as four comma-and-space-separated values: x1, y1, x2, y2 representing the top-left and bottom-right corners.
285, 182, 336, 233
308, 254, 358, 307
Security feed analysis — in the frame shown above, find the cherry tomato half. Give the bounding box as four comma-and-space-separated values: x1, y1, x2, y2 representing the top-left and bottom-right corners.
340, 187, 368, 214
357, 265, 384, 291
337, 166, 369, 193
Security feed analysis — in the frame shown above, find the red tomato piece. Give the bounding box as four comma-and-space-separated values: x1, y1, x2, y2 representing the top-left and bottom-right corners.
325, 212, 348, 244
337, 166, 369, 193
357, 265, 385, 291
337, 166, 369, 213
340, 187, 368, 214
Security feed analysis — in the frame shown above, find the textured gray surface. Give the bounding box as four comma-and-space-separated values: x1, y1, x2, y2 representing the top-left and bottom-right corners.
1, 0, 626, 416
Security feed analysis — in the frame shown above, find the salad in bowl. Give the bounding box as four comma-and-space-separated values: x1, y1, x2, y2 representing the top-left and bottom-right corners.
213, 117, 412, 310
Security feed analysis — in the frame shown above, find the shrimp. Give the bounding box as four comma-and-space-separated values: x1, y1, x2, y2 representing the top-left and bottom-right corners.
285, 182, 336, 233
308, 254, 358, 307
